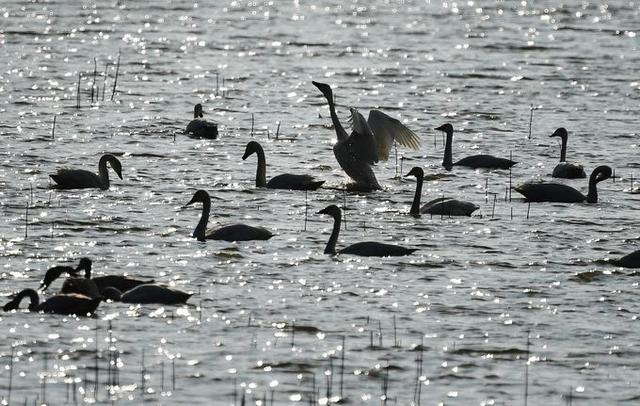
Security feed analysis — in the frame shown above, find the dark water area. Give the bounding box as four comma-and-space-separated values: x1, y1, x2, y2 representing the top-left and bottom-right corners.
0, 1, 639, 404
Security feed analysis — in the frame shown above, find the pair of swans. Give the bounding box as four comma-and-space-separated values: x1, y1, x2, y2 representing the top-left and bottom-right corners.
185, 103, 219, 139
50, 154, 123, 190
313, 81, 421, 191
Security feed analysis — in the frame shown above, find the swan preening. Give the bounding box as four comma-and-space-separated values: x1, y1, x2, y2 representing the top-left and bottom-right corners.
102, 284, 192, 305
318, 205, 417, 257
50, 154, 123, 190
185, 103, 219, 139
405, 167, 479, 217
549, 127, 586, 179
435, 123, 516, 171
242, 141, 324, 190
186, 189, 274, 242
312, 81, 421, 191
3, 288, 100, 316
515, 165, 612, 203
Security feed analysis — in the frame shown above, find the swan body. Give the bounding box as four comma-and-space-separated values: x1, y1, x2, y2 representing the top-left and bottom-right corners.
185, 103, 218, 139
186, 189, 273, 242
405, 167, 479, 216
102, 284, 192, 305
515, 165, 611, 203
436, 123, 516, 171
242, 141, 324, 190
50, 154, 123, 190
550, 127, 586, 179
318, 205, 417, 257
611, 251, 640, 268
312, 81, 420, 191
3, 288, 100, 316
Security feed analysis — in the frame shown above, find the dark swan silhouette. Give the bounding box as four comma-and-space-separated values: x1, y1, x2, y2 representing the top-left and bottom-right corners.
50, 154, 123, 190
515, 165, 612, 203
3, 288, 100, 316
185, 103, 218, 139
242, 141, 324, 190
549, 127, 586, 179
405, 167, 479, 216
312, 81, 421, 191
435, 123, 516, 171
40, 258, 152, 298
318, 205, 417, 257
102, 284, 191, 305
186, 189, 273, 242
611, 251, 640, 268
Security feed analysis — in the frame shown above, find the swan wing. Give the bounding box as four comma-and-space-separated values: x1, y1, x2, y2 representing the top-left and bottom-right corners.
345, 108, 378, 165
367, 109, 420, 161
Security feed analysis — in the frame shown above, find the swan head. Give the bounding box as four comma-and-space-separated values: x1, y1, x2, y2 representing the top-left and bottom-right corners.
194, 103, 204, 118
104, 155, 123, 180
3, 299, 19, 312
317, 204, 342, 219
101, 287, 122, 302
78, 257, 92, 272
435, 123, 453, 134
550, 127, 568, 139
404, 166, 424, 180
312, 81, 333, 101
591, 165, 612, 183
186, 189, 210, 206
242, 141, 261, 160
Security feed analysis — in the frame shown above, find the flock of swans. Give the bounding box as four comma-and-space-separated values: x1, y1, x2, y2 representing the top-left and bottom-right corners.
4, 80, 638, 318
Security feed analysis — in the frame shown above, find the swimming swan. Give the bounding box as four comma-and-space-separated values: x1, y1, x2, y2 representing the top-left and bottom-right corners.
3, 288, 100, 316
318, 205, 417, 256
611, 251, 640, 268
515, 165, 611, 203
405, 167, 479, 216
435, 123, 516, 171
185, 103, 219, 139
50, 154, 123, 190
312, 81, 421, 191
186, 189, 273, 242
241, 141, 324, 190
549, 127, 586, 179
102, 284, 192, 305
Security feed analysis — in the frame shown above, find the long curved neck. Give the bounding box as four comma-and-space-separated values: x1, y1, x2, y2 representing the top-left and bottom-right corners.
559, 135, 567, 162
586, 171, 600, 203
17, 289, 39, 310
254, 147, 267, 187
98, 156, 111, 189
443, 130, 453, 171
194, 198, 211, 241
324, 214, 341, 255
326, 96, 348, 142
410, 175, 424, 216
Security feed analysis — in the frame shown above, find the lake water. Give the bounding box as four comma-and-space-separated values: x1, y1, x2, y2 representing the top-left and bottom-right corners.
0, 1, 639, 404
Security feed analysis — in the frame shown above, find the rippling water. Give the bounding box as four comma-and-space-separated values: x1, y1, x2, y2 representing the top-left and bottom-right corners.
1, 1, 639, 404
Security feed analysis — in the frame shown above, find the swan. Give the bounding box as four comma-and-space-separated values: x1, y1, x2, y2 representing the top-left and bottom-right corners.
405, 167, 479, 217
312, 81, 421, 191
318, 205, 417, 256
549, 127, 586, 179
435, 123, 516, 171
3, 288, 100, 316
50, 154, 123, 190
241, 141, 324, 190
185, 103, 218, 139
186, 189, 273, 242
612, 251, 640, 268
40, 258, 152, 298
102, 284, 192, 305
515, 165, 612, 203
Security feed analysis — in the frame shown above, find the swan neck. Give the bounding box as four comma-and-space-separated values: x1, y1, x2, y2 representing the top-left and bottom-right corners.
194, 198, 211, 241
17, 289, 39, 310
559, 135, 567, 162
255, 147, 267, 187
324, 214, 341, 255
327, 98, 348, 141
443, 131, 453, 170
587, 170, 599, 203
98, 155, 110, 189
410, 175, 424, 216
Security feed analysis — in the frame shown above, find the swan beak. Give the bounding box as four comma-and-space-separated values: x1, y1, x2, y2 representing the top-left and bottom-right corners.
316, 209, 327, 215
434, 125, 445, 132
241, 151, 250, 160
185, 197, 197, 207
